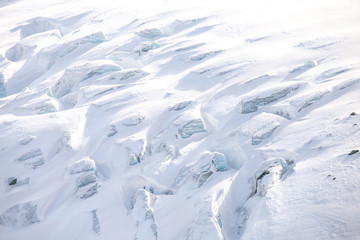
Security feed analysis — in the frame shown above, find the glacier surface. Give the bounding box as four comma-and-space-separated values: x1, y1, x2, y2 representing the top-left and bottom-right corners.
0, 0, 359, 240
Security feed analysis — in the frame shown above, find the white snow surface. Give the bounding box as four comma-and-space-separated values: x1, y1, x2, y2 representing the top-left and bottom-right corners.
1, 0, 360, 239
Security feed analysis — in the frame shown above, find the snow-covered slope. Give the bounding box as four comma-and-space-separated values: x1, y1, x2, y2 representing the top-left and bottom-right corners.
1, 0, 360, 239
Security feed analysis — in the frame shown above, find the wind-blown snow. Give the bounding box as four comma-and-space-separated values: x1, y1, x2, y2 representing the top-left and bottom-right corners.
0, 0, 360, 239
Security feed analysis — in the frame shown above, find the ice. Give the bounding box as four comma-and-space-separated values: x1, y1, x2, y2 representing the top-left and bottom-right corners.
133, 189, 158, 240
68, 159, 100, 199
251, 126, 279, 145
6, 30, 61, 63
0, 202, 40, 227
106, 51, 141, 68
172, 166, 192, 188
8, 177, 30, 188
36, 101, 58, 114
216, 213, 222, 229
18, 97, 59, 115
17, 149, 42, 162
252, 169, 270, 196
252, 158, 288, 196
276, 111, 291, 120
11, 17, 61, 39
185, 207, 224, 240
155, 142, 178, 160
173, 152, 226, 188
190, 50, 222, 61
293, 60, 317, 72
92, 209, 101, 234
136, 42, 161, 54
60, 91, 78, 107
51, 63, 120, 98
107, 124, 118, 137
199, 151, 228, 172
70, 159, 100, 198
58, 45, 78, 58
119, 70, 147, 81
232, 113, 283, 145
0, 73, 6, 98
298, 92, 329, 112
337, 78, 360, 90
79, 183, 100, 199
122, 114, 145, 126
318, 67, 350, 81
76, 172, 98, 188
246, 35, 268, 43
16, 148, 45, 168
170, 101, 192, 111
59, 32, 108, 57
51, 70, 83, 98
297, 37, 339, 50
56, 131, 72, 153
137, 28, 163, 39
81, 85, 124, 100
285, 60, 317, 79
81, 65, 121, 81
234, 207, 249, 237
5, 43, 26, 62
84, 86, 112, 98
211, 152, 228, 172
197, 170, 213, 187
241, 86, 298, 114
123, 176, 173, 210
178, 119, 206, 138
67, 158, 96, 174
116, 138, 146, 165
31, 159, 45, 168
78, 32, 108, 44
129, 154, 140, 165
196, 152, 228, 186
212, 138, 245, 170
108, 69, 148, 81
106, 114, 147, 130
174, 43, 203, 52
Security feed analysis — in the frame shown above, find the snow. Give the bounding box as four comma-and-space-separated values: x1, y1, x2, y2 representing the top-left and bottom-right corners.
0, 0, 360, 239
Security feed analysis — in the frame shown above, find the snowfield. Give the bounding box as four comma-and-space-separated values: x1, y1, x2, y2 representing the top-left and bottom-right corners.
0, 0, 360, 239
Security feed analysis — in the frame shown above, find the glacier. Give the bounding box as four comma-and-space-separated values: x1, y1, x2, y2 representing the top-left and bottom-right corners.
0, 0, 359, 239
